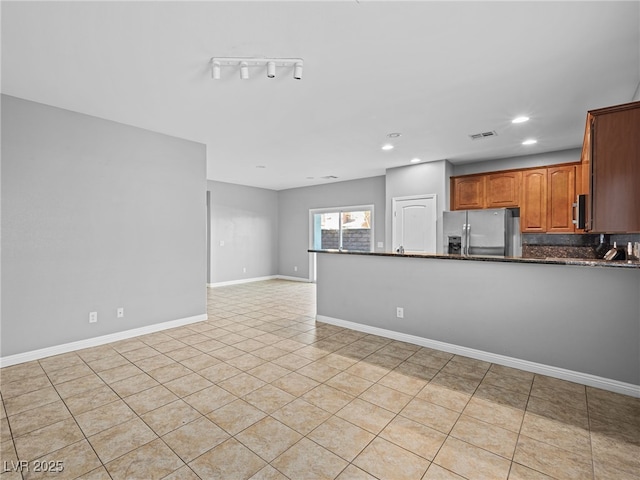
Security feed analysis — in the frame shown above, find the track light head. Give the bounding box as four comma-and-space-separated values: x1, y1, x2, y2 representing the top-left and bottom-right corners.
293, 62, 303, 80
239, 62, 249, 80
211, 60, 221, 80
267, 61, 276, 78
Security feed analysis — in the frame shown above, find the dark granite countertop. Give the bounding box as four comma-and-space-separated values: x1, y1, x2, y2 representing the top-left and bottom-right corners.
309, 249, 640, 269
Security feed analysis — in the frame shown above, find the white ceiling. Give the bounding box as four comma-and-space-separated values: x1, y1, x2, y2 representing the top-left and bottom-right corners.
2, 1, 639, 190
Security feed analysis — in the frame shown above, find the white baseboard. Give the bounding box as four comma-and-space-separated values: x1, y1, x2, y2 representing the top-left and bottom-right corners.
0, 313, 208, 368
207, 276, 278, 288
317, 315, 640, 398
207, 275, 311, 288
275, 275, 312, 283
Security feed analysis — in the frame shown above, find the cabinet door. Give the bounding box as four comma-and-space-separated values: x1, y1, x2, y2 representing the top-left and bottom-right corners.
452, 175, 485, 210
592, 105, 640, 232
486, 171, 521, 208
521, 169, 547, 232
547, 165, 575, 232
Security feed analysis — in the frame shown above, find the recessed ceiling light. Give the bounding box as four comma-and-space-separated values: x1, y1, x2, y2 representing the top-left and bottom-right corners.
387, 132, 402, 138
522, 139, 537, 145
512, 116, 530, 124
256, 165, 266, 168
410, 158, 421, 163
382, 144, 394, 151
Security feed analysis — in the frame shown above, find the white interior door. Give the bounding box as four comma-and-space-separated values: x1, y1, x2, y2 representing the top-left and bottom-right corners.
392, 195, 437, 253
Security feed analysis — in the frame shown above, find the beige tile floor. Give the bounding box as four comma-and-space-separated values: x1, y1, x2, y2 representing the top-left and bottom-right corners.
1, 279, 638, 480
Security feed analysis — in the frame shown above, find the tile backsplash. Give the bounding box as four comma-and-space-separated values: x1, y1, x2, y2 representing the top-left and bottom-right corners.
522, 233, 640, 259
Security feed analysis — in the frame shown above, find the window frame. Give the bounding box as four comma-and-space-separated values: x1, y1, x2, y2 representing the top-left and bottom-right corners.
309, 204, 375, 253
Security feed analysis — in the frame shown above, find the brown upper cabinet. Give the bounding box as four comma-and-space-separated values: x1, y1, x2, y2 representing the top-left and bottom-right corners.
520, 168, 548, 232
547, 165, 576, 232
450, 163, 580, 233
451, 175, 485, 210
486, 171, 521, 208
581, 101, 640, 233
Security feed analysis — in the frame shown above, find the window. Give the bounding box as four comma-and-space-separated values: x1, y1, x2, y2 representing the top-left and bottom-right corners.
311, 206, 373, 252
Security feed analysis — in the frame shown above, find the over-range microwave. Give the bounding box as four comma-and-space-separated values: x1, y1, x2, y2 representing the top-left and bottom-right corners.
574, 194, 587, 230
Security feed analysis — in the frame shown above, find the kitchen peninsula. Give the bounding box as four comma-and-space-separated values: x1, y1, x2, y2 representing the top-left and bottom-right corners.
311, 249, 640, 397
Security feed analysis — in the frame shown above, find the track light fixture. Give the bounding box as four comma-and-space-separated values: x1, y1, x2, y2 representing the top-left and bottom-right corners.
210, 57, 304, 80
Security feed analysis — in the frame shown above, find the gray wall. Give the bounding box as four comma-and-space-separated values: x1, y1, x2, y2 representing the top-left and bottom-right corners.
278, 176, 386, 280
1, 95, 207, 357
316, 252, 640, 386
452, 148, 581, 177
633, 81, 640, 101
385, 160, 451, 254
208, 180, 279, 284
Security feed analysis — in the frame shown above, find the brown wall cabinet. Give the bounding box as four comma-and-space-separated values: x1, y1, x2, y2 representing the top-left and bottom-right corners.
547, 165, 576, 233
486, 171, 521, 208
520, 169, 548, 232
582, 101, 640, 232
451, 175, 485, 210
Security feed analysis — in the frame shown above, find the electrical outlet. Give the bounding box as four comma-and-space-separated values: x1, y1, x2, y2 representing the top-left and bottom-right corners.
89, 311, 98, 323
219, 240, 225, 247
294, 266, 298, 272
396, 307, 404, 319
243, 267, 247, 273
117, 307, 124, 318
377, 242, 384, 248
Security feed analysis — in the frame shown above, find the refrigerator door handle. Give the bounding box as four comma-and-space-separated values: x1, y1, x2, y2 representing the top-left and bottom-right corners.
462, 224, 468, 256
462, 224, 465, 256
466, 223, 471, 256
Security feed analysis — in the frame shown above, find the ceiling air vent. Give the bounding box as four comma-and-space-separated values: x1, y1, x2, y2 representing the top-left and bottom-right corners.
320, 175, 339, 179
469, 130, 498, 140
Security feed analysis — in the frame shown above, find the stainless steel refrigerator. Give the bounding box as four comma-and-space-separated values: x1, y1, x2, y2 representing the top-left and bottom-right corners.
443, 208, 521, 257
